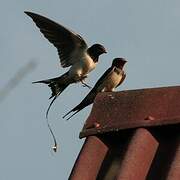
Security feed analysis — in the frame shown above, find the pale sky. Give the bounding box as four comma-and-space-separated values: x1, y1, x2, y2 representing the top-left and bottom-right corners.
0, 0, 180, 179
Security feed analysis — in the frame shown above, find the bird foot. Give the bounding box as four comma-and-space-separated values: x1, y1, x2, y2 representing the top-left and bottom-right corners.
82, 84, 92, 89
81, 81, 92, 89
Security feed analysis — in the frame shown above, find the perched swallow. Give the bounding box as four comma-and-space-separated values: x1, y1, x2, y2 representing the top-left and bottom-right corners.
25, 11, 107, 117
63, 58, 127, 120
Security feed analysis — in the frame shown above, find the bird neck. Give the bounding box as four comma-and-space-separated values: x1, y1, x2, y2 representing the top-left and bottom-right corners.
119, 65, 124, 69
87, 49, 99, 63
113, 65, 124, 70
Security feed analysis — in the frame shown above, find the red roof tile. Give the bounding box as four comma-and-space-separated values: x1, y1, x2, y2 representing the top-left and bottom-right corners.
80, 86, 180, 138
69, 86, 180, 180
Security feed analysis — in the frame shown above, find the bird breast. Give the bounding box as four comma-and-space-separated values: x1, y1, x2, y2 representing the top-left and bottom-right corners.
69, 54, 97, 80
101, 68, 123, 92
81, 53, 97, 74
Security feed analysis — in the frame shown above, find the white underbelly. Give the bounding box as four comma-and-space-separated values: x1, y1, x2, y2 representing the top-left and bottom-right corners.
101, 71, 122, 92
69, 55, 96, 80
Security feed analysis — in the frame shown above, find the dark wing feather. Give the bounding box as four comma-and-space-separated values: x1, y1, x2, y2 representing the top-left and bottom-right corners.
77, 67, 114, 108
92, 67, 114, 90
63, 67, 114, 119
75, 68, 125, 112
25, 11, 87, 68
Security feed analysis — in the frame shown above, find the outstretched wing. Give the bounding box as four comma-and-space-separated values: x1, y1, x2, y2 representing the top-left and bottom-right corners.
25, 11, 88, 68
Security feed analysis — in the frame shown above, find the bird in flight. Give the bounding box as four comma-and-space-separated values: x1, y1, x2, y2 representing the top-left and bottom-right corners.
63, 58, 127, 120
25, 11, 107, 118
25, 11, 107, 152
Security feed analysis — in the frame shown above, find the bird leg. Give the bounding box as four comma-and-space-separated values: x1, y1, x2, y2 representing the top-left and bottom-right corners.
80, 78, 92, 89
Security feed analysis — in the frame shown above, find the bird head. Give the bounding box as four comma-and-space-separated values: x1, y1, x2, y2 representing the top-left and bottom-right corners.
112, 58, 127, 69
89, 44, 107, 56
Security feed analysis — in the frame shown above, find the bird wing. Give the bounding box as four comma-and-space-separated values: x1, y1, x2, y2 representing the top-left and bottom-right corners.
64, 67, 126, 120
77, 67, 115, 109
92, 67, 114, 91
73, 67, 125, 113
25, 11, 88, 68
63, 67, 114, 120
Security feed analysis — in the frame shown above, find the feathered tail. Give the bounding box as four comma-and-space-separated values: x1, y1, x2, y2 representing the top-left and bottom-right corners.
33, 72, 71, 152
33, 72, 69, 98
33, 72, 70, 118
63, 89, 97, 120
62, 103, 83, 121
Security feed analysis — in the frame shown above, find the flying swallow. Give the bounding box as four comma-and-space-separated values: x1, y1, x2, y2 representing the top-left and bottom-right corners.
25, 11, 107, 117
63, 58, 127, 120
25, 11, 107, 152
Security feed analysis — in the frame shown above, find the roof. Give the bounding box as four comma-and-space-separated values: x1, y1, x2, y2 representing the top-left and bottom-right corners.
80, 86, 180, 138
69, 86, 180, 180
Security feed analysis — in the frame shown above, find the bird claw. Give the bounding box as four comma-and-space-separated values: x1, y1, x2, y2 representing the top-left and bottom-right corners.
80, 80, 92, 89
82, 84, 92, 89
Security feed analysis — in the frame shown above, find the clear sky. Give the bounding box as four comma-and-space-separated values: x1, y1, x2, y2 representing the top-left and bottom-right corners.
0, 0, 180, 179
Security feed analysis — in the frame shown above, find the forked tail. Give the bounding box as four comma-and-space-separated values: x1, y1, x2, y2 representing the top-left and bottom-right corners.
33, 72, 70, 118
33, 72, 69, 99
33, 72, 70, 151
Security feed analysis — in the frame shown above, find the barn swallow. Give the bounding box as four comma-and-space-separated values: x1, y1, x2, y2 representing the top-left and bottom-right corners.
24, 11, 107, 118
63, 58, 127, 120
